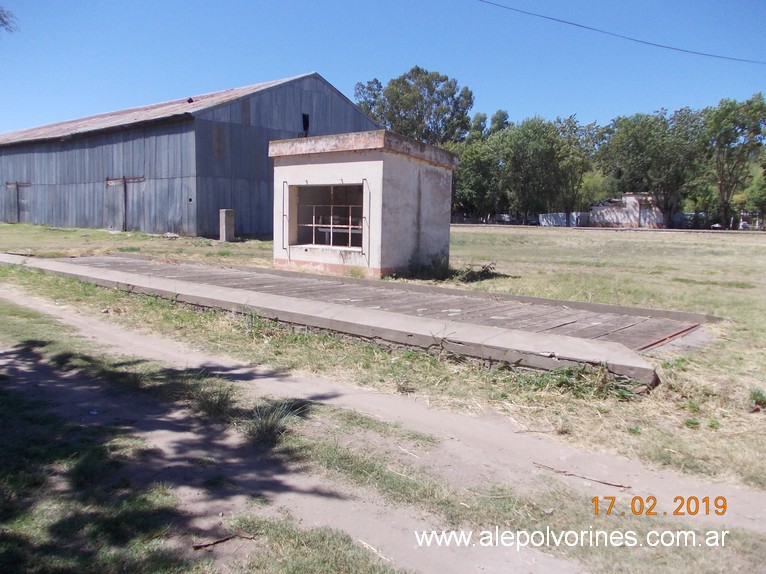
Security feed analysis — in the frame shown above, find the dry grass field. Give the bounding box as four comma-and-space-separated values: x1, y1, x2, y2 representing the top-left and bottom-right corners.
444, 225, 766, 484
1, 223, 765, 484
1, 222, 766, 572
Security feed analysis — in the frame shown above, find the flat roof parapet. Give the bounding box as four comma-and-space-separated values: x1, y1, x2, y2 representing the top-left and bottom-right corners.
268, 129, 458, 170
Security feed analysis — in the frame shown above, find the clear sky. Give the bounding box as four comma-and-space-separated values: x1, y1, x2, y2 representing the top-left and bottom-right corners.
0, 0, 764, 135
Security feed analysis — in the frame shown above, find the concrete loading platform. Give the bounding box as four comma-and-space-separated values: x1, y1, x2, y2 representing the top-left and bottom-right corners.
0, 253, 717, 385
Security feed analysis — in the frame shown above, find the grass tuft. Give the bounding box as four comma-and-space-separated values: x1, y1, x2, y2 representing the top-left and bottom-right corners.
683, 418, 701, 430
751, 388, 766, 408
187, 381, 237, 419
242, 399, 310, 446
232, 514, 404, 574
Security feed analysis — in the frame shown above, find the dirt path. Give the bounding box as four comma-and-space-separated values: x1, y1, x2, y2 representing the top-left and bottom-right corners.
0, 285, 580, 573
2, 285, 765, 572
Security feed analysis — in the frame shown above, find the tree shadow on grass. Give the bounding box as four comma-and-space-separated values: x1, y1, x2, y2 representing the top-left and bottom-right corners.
0, 341, 346, 574
409, 261, 516, 283
0, 387, 195, 573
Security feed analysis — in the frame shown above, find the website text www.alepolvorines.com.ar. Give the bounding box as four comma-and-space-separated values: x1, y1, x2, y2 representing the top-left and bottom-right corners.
414, 526, 729, 551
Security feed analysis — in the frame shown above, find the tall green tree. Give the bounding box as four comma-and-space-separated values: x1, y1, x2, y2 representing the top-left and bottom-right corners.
453, 137, 502, 220
467, 113, 488, 142
353, 78, 384, 124
494, 117, 562, 218
489, 110, 510, 134
354, 66, 474, 145
552, 116, 599, 221
703, 93, 766, 228
744, 154, 766, 224
454, 115, 600, 222
598, 108, 705, 227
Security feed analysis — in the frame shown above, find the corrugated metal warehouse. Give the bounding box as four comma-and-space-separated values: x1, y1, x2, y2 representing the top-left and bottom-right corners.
0, 72, 378, 237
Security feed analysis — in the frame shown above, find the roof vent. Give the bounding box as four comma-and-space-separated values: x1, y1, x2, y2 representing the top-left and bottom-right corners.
187, 97, 194, 103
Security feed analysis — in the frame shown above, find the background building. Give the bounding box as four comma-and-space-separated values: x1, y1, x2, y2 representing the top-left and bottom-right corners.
0, 73, 377, 237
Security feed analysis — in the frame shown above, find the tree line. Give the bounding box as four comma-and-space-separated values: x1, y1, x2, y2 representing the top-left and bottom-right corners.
355, 66, 766, 228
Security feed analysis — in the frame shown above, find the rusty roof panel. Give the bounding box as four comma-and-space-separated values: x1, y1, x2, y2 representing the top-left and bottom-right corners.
0, 73, 316, 147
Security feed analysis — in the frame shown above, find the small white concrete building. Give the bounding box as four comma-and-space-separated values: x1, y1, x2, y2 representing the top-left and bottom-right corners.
269, 130, 457, 278
590, 194, 665, 228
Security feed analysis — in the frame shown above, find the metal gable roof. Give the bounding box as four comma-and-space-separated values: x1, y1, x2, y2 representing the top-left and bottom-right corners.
0, 72, 317, 146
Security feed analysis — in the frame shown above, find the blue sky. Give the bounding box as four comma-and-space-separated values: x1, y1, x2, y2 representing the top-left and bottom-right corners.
0, 0, 764, 135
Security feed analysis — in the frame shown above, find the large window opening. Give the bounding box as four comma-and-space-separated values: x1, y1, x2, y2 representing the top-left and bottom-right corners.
295, 184, 363, 248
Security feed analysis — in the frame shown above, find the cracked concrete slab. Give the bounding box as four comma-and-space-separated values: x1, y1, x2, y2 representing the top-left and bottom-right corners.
0, 253, 679, 384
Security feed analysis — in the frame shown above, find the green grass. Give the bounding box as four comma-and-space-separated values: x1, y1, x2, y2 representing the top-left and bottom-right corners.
0, 390, 205, 574
1, 223, 766, 487
2, 269, 766, 572
0, 260, 764, 489
327, 406, 439, 445
231, 515, 406, 574
187, 381, 238, 419
750, 388, 766, 408
0, 295, 407, 573
280, 426, 766, 574
0, 223, 272, 265
672, 277, 756, 289
241, 398, 310, 446
0, 293, 247, 421
684, 417, 702, 429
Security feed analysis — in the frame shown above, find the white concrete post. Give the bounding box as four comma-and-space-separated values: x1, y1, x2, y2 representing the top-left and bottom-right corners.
219, 209, 234, 242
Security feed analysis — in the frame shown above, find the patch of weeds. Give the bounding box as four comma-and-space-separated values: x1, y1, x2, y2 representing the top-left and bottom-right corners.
627, 425, 642, 435
287, 436, 463, 524
69, 444, 124, 489
683, 399, 701, 414
216, 249, 232, 257
684, 418, 701, 430
232, 515, 403, 574
395, 380, 416, 394
0, 389, 203, 573
661, 356, 689, 371
103, 433, 153, 460
708, 419, 722, 430
555, 421, 572, 435
641, 438, 711, 475
327, 407, 438, 445
672, 277, 756, 289
117, 246, 141, 253
249, 494, 269, 506
242, 399, 310, 447
750, 388, 766, 408
517, 366, 640, 401
452, 262, 500, 283
240, 309, 281, 340
188, 381, 237, 419
345, 266, 367, 279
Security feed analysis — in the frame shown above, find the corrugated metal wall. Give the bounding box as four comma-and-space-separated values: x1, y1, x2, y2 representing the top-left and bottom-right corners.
0, 121, 198, 234
193, 74, 378, 237
0, 74, 377, 237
